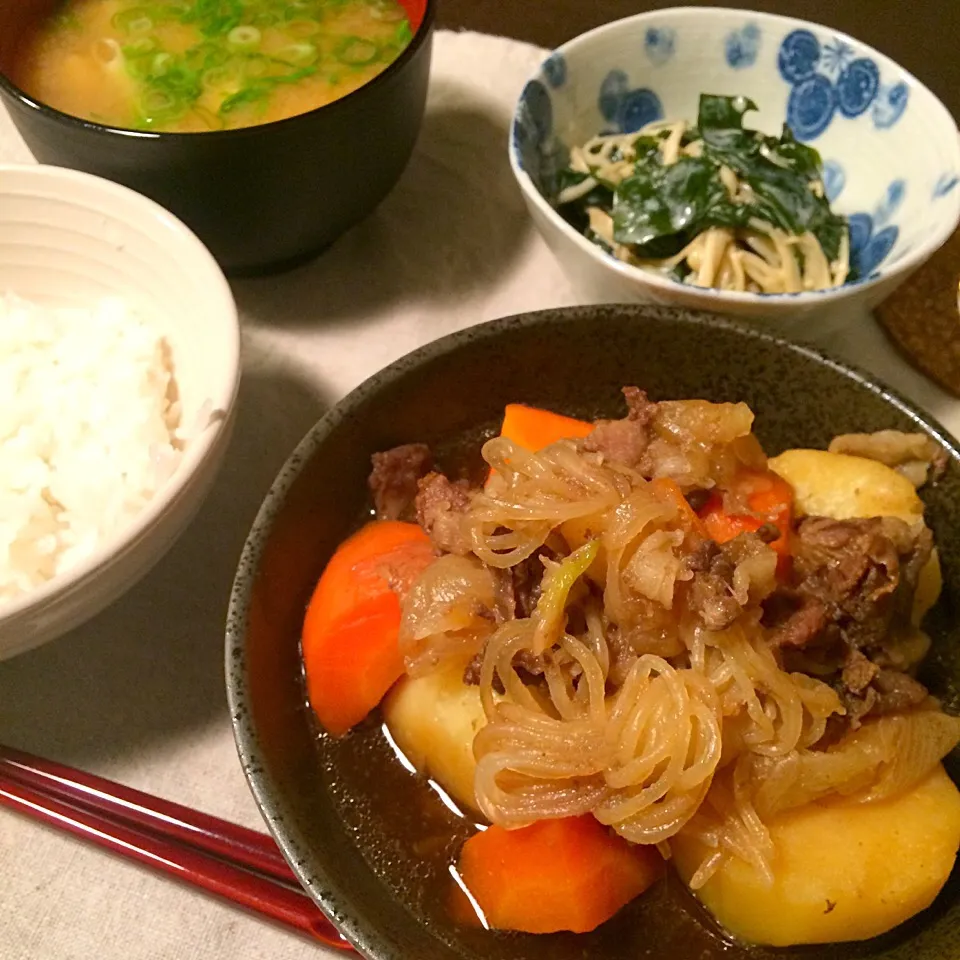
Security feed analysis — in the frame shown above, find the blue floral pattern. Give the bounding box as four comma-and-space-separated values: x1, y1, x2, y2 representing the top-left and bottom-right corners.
933, 173, 960, 199
873, 179, 905, 227
644, 27, 675, 66
518, 80, 552, 144
542, 52, 567, 89
599, 70, 629, 123
787, 74, 836, 140
847, 213, 874, 256
819, 38, 854, 74
873, 82, 909, 129
821, 160, 846, 201
598, 70, 663, 133
836, 58, 880, 117
848, 180, 905, 277
778, 29, 820, 83
853, 223, 899, 277
513, 79, 554, 186
777, 29, 903, 139
725, 23, 760, 69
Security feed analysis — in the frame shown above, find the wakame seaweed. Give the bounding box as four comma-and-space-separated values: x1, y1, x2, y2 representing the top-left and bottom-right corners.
555, 94, 851, 279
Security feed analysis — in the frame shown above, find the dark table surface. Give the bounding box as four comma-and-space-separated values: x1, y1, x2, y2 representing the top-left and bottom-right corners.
438, 0, 959, 121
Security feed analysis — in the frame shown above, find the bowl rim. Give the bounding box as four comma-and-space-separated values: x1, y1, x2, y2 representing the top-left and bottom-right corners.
508, 5, 960, 307
224, 301, 960, 958
0, 0, 436, 141
0, 161, 241, 628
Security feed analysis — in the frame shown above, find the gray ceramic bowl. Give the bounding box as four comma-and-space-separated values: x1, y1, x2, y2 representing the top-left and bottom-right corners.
226, 304, 960, 960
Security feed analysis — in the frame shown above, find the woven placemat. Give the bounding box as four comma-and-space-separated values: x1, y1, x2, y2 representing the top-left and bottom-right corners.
876, 225, 960, 397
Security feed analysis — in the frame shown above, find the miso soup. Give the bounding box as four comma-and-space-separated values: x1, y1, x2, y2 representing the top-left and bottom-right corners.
10, 0, 413, 132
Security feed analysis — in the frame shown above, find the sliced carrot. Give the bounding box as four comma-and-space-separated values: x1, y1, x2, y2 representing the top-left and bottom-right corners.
649, 477, 705, 534
304, 592, 405, 737
302, 521, 433, 737
454, 816, 662, 933
487, 404, 594, 488
499, 403, 593, 452
698, 469, 795, 573
303, 520, 431, 638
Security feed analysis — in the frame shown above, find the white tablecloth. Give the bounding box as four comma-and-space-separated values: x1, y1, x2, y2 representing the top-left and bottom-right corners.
1, 29, 958, 960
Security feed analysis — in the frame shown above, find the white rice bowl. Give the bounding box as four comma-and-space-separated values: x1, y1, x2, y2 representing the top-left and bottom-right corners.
0, 294, 183, 604
0, 163, 240, 659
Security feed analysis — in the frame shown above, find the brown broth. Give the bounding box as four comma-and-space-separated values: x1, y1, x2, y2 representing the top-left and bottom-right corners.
10, 0, 411, 131
312, 709, 744, 958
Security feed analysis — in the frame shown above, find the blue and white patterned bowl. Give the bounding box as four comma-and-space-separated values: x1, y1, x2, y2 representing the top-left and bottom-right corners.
510, 7, 960, 330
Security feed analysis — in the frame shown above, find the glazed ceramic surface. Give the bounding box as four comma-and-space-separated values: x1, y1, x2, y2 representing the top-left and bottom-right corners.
0, 0, 434, 274
0, 164, 240, 659
509, 8, 960, 330
226, 304, 960, 960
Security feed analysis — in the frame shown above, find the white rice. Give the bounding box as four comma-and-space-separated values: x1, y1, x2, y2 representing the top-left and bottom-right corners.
0, 293, 182, 606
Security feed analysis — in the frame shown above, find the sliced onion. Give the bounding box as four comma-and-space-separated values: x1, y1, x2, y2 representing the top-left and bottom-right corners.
623, 529, 684, 609
751, 709, 960, 818
399, 554, 496, 675
860, 709, 960, 802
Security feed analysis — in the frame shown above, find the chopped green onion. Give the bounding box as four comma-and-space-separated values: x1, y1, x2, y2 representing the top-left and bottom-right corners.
200, 44, 231, 69
122, 56, 147, 79
250, 10, 280, 27
164, 65, 198, 92
227, 25, 261, 50
218, 64, 317, 116
141, 88, 179, 114
336, 37, 379, 66
203, 64, 239, 89
218, 83, 270, 115
181, 0, 244, 38
93, 38, 123, 65
161, 3, 191, 19
531, 541, 600, 655
277, 42, 318, 66
243, 55, 270, 77
121, 37, 158, 57
390, 20, 412, 46
285, 18, 320, 38
193, 105, 225, 129
284, 0, 317, 20
151, 52, 173, 74
112, 7, 153, 33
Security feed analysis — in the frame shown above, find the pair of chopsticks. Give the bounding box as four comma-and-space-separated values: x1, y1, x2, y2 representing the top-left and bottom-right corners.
0, 744, 352, 951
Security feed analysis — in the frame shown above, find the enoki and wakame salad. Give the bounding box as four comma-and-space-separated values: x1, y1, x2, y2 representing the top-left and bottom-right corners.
300, 391, 960, 946
554, 95, 851, 294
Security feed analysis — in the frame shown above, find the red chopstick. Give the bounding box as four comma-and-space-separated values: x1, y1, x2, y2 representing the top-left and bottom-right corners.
0, 744, 296, 883
0, 744, 352, 952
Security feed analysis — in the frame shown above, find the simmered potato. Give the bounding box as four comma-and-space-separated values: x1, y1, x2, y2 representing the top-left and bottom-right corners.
382, 658, 487, 812
769, 448, 941, 625
768, 449, 924, 524
671, 764, 960, 945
